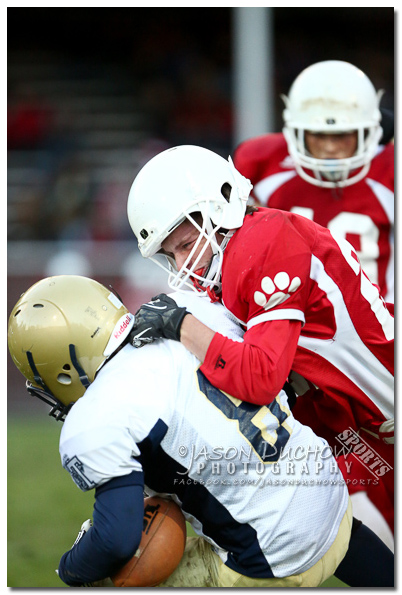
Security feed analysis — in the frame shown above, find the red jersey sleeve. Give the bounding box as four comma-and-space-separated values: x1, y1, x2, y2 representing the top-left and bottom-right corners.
201, 319, 302, 404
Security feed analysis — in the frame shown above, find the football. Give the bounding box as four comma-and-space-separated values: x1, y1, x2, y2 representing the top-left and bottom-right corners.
111, 496, 187, 587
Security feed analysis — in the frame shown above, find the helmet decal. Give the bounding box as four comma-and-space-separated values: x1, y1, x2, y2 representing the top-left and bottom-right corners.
103, 312, 135, 357
254, 273, 302, 310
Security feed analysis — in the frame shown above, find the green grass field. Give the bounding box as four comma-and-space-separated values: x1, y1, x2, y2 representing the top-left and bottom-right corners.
8, 417, 95, 587
8, 417, 347, 588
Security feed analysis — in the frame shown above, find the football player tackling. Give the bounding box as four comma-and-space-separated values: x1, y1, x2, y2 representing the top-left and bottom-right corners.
127, 144, 394, 586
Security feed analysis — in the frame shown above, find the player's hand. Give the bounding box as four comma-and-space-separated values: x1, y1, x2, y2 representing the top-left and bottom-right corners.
379, 418, 394, 444
130, 294, 190, 347
56, 520, 92, 585
72, 518, 92, 547
57, 519, 115, 587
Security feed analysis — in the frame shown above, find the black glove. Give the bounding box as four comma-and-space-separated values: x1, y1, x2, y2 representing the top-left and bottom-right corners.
129, 294, 190, 347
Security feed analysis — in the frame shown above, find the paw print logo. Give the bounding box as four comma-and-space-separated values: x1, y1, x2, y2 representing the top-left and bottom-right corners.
254, 272, 301, 310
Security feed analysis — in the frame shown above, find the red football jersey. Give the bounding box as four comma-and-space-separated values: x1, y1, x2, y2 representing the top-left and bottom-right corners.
201, 208, 394, 439
336, 447, 394, 534
234, 133, 394, 303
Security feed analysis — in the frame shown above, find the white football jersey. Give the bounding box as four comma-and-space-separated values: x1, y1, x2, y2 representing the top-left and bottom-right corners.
59, 294, 348, 579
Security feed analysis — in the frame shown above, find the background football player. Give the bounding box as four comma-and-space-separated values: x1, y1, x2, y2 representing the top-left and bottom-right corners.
232, 60, 394, 548
233, 60, 394, 305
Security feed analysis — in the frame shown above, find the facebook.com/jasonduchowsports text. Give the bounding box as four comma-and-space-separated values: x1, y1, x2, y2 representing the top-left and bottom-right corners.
173, 427, 392, 487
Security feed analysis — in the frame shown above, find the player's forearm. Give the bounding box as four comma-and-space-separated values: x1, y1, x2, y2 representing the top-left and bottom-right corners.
58, 480, 144, 586
198, 320, 301, 405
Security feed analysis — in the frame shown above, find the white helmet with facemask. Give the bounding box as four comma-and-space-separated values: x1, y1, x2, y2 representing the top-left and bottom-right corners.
127, 145, 252, 297
282, 60, 384, 188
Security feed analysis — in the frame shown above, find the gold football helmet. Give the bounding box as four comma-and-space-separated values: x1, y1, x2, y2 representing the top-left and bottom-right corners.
8, 275, 134, 420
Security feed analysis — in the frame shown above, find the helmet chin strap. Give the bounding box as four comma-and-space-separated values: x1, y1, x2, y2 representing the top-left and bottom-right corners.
69, 344, 90, 388
191, 230, 234, 302
26, 350, 51, 394
192, 262, 221, 302
25, 345, 90, 422
192, 276, 221, 302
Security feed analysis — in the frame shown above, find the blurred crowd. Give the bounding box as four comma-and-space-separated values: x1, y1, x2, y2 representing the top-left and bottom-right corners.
8, 8, 393, 245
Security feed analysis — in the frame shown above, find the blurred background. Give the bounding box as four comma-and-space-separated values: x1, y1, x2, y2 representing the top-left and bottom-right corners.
7, 7, 394, 587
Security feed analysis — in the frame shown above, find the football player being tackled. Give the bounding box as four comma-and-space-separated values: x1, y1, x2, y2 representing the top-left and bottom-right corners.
127, 144, 394, 587
8, 275, 392, 587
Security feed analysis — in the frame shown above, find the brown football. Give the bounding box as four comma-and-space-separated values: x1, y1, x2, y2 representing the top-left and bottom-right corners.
111, 496, 187, 587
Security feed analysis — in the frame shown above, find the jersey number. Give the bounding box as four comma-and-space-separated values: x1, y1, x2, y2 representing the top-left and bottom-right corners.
196, 369, 292, 463
291, 208, 380, 286
292, 207, 392, 340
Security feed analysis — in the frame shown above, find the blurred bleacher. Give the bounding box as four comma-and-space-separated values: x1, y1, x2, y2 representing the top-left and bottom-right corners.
7, 8, 394, 414
7, 50, 174, 413
8, 49, 169, 239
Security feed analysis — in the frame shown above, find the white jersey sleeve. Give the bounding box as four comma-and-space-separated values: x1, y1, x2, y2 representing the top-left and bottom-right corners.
60, 387, 143, 491
59, 342, 178, 491
168, 291, 244, 342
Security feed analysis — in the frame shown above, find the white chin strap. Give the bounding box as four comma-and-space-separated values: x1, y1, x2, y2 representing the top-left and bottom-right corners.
295, 159, 372, 188
199, 253, 222, 289
284, 125, 382, 188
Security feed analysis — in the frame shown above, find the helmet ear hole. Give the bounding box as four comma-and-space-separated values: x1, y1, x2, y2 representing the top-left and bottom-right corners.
221, 183, 232, 202
57, 373, 72, 385
63, 364, 71, 370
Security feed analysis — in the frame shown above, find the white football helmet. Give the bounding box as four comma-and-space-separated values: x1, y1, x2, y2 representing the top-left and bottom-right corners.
127, 145, 252, 297
8, 275, 134, 420
282, 60, 384, 188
